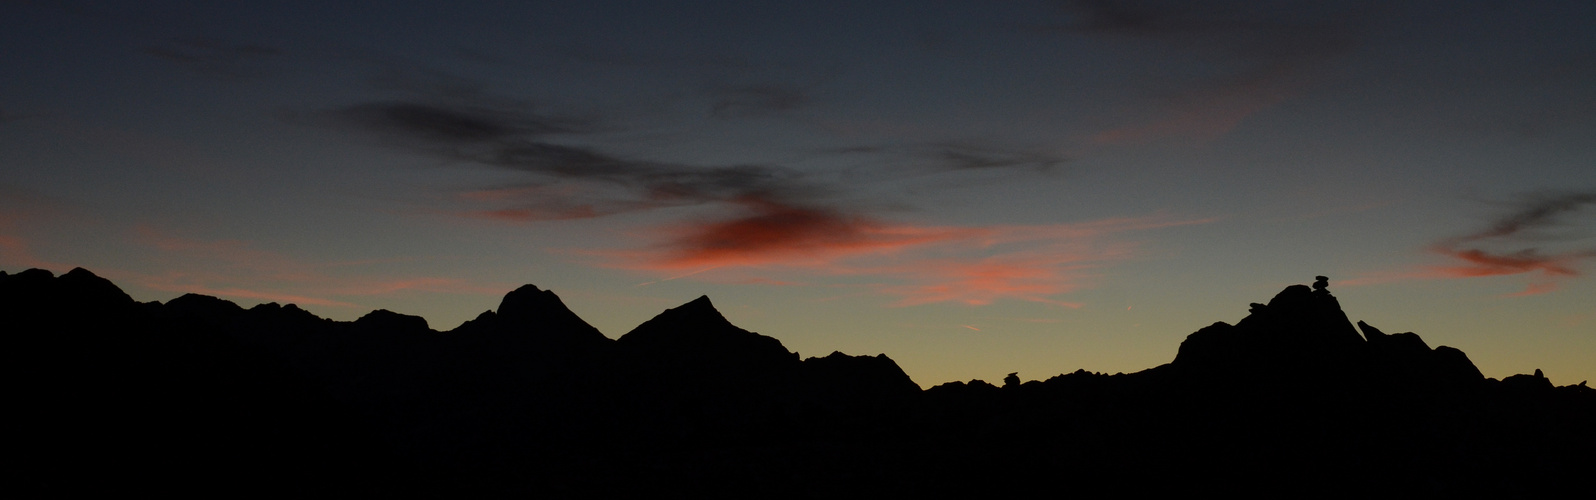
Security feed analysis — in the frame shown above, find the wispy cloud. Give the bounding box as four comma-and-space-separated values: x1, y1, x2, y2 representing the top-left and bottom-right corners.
308, 59, 1096, 307
926, 141, 1069, 172
1428, 248, 1589, 279
707, 84, 807, 118
1088, 68, 1297, 144
144, 37, 282, 79
0, 233, 53, 270
120, 226, 507, 308
1427, 191, 1596, 286
318, 93, 834, 221
1049, 0, 1365, 144
1444, 192, 1596, 244
1503, 282, 1559, 297
826, 141, 1070, 180
602, 209, 1211, 306
306, 54, 1072, 225
633, 199, 980, 271
0, 185, 79, 271
1348, 190, 1596, 295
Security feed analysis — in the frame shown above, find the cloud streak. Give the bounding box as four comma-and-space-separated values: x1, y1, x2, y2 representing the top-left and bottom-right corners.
322, 97, 835, 220
1448, 192, 1596, 244
1427, 191, 1596, 287
1349, 191, 1596, 294
310, 64, 1101, 307
121, 226, 507, 310
1052, 0, 1364, 143
144, 37, 282, 79
604, 210, 1212, 306
639, 199, 981, 271
708, 84, 807, 118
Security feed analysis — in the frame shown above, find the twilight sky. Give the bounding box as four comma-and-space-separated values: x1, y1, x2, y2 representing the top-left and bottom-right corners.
4, 0, 1594, 386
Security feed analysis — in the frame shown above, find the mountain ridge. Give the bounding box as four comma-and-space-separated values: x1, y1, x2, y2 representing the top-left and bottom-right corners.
5, 267, 1592, 497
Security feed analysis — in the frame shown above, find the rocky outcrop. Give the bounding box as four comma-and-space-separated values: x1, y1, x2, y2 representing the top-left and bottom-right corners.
1172, 279, 1483, 395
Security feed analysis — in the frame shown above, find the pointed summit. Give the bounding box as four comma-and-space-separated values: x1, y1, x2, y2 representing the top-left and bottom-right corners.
644, 295, 727, 328
618, 295, 796, 365
680, 295, 715, 312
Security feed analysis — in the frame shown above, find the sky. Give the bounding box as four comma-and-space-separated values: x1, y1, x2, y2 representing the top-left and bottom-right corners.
3, 0, 1594, 387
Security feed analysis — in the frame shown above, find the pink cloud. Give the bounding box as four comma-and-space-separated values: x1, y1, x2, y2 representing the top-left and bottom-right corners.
639, 200, 984, 271
121, 226, 508, 308
1504, 282, 1559, 297
1428, 247, 1584, 279
877, 257, 1091, 307
0, 233, 57, 270
1347, 192, 1594, 296
1090, 66, 1299, 145
602, 203, 1211, 307
134, 274, 358, 307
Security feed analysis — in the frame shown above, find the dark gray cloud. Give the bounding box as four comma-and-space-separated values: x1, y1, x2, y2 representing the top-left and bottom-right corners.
0, 106, 41, 124
1044, 1, 1370, 142
561, 43, 757, 72
829, 141, 1067, 175
314, 59, 1055, 222
309, 48, 1052, 223
324, 98, 828, 220
932, 142, 1068, 172
708, 84, 807, 118
1458, 191, 1596, 243
335, 102, 588, 143
1052, 0, 1361, 62
1431, 190, 1596, 281
144, 37, 282, 78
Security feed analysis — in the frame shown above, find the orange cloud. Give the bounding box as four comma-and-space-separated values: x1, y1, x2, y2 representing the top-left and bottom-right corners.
1089, 63, 1302, 145
1429, 247, 1584, 278
644, 200, 983, 270
0, 233, 56, 270
878, 257, 1091, 307
1091, 89, 1287, 145
1348, 192, 1595, 295
1504, 282, 1559, 297
604, 203, 1210, 307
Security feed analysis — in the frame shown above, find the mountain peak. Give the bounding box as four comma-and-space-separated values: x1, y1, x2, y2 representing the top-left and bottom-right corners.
58, 267, 136, 309
618, 295, 795, 364
495, 284, 547, 317
684, 294, 713, 308
470, 284, 607, 345
495, 284, 561, 323
355, 309, 432, 334
670, 295, 725, 322
1173, 277, 1367, 372
622, 295, 735, 338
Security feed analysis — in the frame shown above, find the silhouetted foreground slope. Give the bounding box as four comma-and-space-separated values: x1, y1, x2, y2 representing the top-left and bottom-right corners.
6, 268, 1592, 497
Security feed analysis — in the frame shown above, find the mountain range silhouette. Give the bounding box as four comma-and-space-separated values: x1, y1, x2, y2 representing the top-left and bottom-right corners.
6, 268, 1592, 497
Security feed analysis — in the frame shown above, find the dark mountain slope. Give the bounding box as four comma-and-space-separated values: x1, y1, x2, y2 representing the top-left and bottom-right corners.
4, 268, 1592, 497
4, 269, 411, 496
